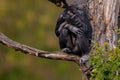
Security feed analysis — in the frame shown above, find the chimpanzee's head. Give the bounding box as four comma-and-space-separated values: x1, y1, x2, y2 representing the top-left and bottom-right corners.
48, 0, 68, 8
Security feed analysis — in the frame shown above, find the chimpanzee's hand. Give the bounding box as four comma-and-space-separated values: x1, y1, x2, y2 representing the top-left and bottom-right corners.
64, 24, 81, 35
71, 27, 81, 35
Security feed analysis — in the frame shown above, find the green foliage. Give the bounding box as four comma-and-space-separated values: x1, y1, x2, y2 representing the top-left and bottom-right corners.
90, 41, 120, 80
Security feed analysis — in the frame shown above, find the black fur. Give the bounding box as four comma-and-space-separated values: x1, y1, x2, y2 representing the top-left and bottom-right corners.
55, 6, 92, 56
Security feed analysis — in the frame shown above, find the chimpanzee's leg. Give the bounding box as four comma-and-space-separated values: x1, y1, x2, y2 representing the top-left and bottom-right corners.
59, 28, 73, 53
72, 36, 91, 64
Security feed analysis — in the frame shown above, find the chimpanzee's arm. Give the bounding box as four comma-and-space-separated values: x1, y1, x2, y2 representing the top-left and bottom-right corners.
64, 23, 84, 35
55, 16, 66, 37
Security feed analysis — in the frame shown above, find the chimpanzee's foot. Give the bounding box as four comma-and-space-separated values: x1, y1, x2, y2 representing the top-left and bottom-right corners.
62, 48, 72, 53
79, 55, 89, 67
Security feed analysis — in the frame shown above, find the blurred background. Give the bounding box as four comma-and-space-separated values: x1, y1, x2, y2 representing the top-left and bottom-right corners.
0, 0, 82, 80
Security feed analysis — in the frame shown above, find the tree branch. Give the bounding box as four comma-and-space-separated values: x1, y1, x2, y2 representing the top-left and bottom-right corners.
0, 32, 91, 80
0, 33, 80, 63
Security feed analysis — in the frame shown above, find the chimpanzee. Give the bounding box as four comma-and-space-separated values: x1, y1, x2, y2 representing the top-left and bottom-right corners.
55, 6, 92, 63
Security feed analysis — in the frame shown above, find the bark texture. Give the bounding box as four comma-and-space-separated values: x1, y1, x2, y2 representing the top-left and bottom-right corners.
88, 0, 119, 49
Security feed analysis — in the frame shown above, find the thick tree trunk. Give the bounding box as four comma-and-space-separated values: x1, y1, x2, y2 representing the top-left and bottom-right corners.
88, 0, 119, 49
